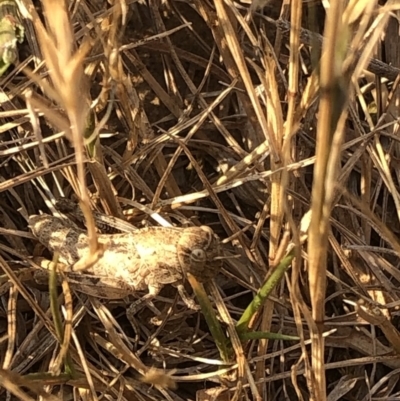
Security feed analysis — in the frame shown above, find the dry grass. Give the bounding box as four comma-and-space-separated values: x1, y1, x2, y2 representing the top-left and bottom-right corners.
1, 0, 400, 400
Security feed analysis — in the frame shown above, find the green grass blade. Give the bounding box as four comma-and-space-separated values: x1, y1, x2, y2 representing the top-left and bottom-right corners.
236, 251, 294, 334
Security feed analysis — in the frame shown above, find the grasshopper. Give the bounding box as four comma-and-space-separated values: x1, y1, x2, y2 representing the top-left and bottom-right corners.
0, 0, 24, 76
28, 206, 222, 319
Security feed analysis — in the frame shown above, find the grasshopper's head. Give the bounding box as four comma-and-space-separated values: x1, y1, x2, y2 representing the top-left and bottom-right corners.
177, 226, 222, 282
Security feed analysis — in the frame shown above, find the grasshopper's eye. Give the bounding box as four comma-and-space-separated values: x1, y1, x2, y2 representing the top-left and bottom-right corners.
190, 248, 206, 264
